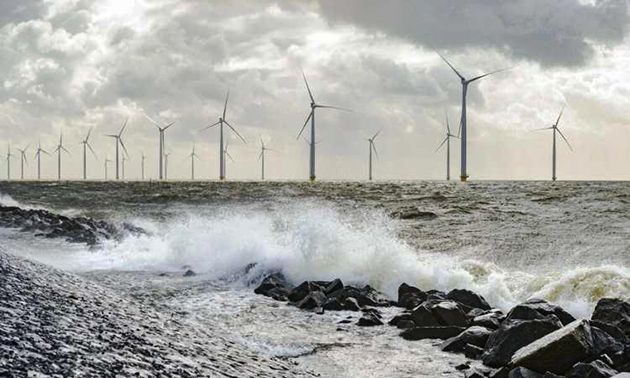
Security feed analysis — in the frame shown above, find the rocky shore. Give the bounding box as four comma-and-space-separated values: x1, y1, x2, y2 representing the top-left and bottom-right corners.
255, 273, 630, 377
0, 252, 317, 378
0, 205, 143, 246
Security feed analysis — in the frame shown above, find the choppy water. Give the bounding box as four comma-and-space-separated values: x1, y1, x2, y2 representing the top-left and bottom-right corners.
0, 180, 629, 377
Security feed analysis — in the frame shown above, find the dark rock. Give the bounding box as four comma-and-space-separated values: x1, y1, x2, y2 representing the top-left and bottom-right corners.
392, 208, 438, 220
430, 301, 470, 327
592, 298, 630, 337
440, 337, 466, 353
254, 272, 291, 301
397, 283, 428, 309
490, 367, 511, 378
357, 313, 383, 327
467, 369, 487, 378
322, 296, 360, 312
447, 289, 491, 310
508, 367, 542, 378
482, 316, 563, 367
388, 313, 412, 326
183, 269, 196, 277
410, 305, 440, 327
510, 319, 594, 374
468, 308, 487, 318
295, 291, 327, 310
506, 299, 575, 326
400, 326, 465, 341
541, 373, 565, 378
457, 326, 492, 348
591, 324, 626, 362
324, 279, 344, 295
455, 363, 470, 370
288, 281, 326, 302
465, 344, 484, 359
328, 285, 393, 307
565, 360, 617, 378
397, 320, 416, 329
473, 311, 505, 330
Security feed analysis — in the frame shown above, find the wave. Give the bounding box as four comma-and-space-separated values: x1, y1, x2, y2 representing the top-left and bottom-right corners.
7, 200, 629, 319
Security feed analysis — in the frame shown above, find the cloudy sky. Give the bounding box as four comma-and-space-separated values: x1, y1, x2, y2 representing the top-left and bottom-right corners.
1, 0, 629, 181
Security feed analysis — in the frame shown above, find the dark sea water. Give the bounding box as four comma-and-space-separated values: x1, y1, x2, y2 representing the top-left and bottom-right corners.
0, 180, 628, 377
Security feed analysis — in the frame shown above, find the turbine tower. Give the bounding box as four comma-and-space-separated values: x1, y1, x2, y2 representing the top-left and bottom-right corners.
200, 90, 246, 180
5, 144, 14, 181
105, 118, 129, 180
122, 154, 129, 180
436, 112, 459, 181
258, 138, 274, 181
16, 144, 30, 180
187, 144, 199, 180
535, 106, 573, 181
436, 52, 510, 182
297, 72, 350, 182
104, 157, 112, 180
53, 133, 70, 181
141, 152, 146, 181
144, 114, 175, 180
366, 130, 380, 181
80, 128, 97, 180
164, 152, 170, 180
34, 142, 50, 180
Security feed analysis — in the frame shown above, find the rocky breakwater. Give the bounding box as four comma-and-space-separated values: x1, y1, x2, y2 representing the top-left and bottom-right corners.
0, 252, 317, 378
0, 205, 143, 246
255, 274, 630, 378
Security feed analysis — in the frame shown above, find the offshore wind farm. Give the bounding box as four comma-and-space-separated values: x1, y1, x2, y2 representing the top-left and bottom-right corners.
0, 2, 629, 378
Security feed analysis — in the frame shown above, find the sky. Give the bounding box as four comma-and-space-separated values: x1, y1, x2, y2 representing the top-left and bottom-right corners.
1, 0, 629, 181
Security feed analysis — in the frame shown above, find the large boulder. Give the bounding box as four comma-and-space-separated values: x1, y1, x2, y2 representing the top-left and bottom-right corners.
287, 281, 325, 302
327, 285, 393, 307
254, 272, 291, 301
410, 305, 441, 327
358, 312, 383, 327
295, 291, 327, 310
473, 311, 506, 330
440, 326, 492, 354
565, 360, 618, 378
400, 326, 465, 341
592, 298, 630, 337
431, 301, 470, 327
508, 367, 543, 378
322, 297, 360, 312
397, 283, 427, 309
447, 289, 492, 311
482, 316, 563, 367
510, 320, 594, 374
506, 299, 575, 326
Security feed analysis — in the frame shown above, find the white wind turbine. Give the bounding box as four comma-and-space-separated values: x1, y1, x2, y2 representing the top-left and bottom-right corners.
105, 118, 129, 180
122, 154, 129, 181
366, 130, 380, 181
16, 144, 30, 180
187, 144, 199, 180
144, 114, 175, 180
34, 142, 50, 180
200, 90, 247, 180
535, 105, 573, 181
6, 144, 14, 181
297, 72, 351, 182
53, 133, 70, 181
436, 112, 460, 181
222, 142, 235, 179
80, 128, 97, 180
258, 138, 275, 181
436, 52, 511, 182
104, 157, 112, 180
141, 152, 146, 181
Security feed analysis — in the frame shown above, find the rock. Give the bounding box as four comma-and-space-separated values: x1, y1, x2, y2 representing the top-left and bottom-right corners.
388, 313, 412, 326
324, 279, 344, 295
397, 283, 428, 309
430, 301, 470, 327
400, 326, 465, 341
392, 208, 438, 220
592, 298, 630, 337
455, 363, 470, 370
254, 272, 291, 301
482, 316, 563, 367
322, 297, 361, 311
542, 373, 565, 378
287, 281, 327, 302
357, 313, 383, 327
397, 320, 416, 329
447, 289, 491, 310
591, 323, 627, 362
183, 269, 196, 277
465, 344, 484, 359
441, 336, 466, 353
510, 320, 594, 374
508, 367, 543, 378
565, 360, 618, 378
611, 374, 630, 378
410, 305, 440, 327
506, 299, 575, 326
328, 285, 393, 307
491, 367, 511, 378
473, 311, 505, 330
457, 326, 493, 348
295, 291, 327, 310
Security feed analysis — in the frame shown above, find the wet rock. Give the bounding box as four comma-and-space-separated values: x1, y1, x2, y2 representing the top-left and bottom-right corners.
447, 289, 491, 311
465, 344, 484, 359
473, 311, 505, 330
327, 285, 393, 307
322, 297, 360, 312
288, 281, 327, 302
510, 320, 594, 374
591, 323, 627, 363
254, 272, 291, 301
388, 313, 412, 326
410, 305, 441, 327
430, 301, 470, 327
397, 283, 427, 309
541, 373, 565, 378
592, 298, 630, 337
455, 363, 471, 370
183, 269, 196, 277
565, 360, 617, 378
295, 291, 327, 310
508, 367, 543, 378
482, 316, 563, 367
324, 279, 344, 295
400, 326, 465, 341
456, 326, 492, 348
357, 313, 383, 327
506, 299, 575, 326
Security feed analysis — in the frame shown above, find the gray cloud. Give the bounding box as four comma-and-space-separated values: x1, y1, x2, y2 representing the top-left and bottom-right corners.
316, 0, 629, 67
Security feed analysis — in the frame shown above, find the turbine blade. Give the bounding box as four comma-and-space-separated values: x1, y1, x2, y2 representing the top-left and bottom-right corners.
435, 51, 465, 80
372, 130, 381, 140
556, 128, 573, 151
226, 151, 235, 162
199, 121, 220, 131
372, 142, 379, 160
143, 114, 160, 126
296, 111, 313, 140
42, 149, 50, 156
61, 146, 71, 155
445, 111, 450, 134
24, 143, 30, 152
119, 117, 129, 136
317, 105, 352, 112
555, 105, 566, 127
468, 67, 513, 83
532, 127, 554, 131
163, 121, 176, 131
223, 90, 230, 120
302, 71, 315, 103
105, 134, 118, 138
258, 151, 263, 161
435, 137, 448, 152
87, 143, 98, 159
224, 120, 247, 144
86, 127, 92, 142
119, 138, 130, 157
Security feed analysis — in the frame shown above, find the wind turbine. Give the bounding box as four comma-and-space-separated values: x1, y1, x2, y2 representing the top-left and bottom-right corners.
366, 130, 380, 181
436, 112, 459, 181
16, 144, 30, 180
297, 72, 351, 182
535, 105, 573, 181
141, 152, 146, 180
104, 157, 112, 180
122, 154, 129, 180
258, 138, 275, 181
34, 142, 50, 180
144, 114, 175, 181
200, 90, 247, 181
5, 144, 14, 181
105, 118, 129, 180
164, 152, 170, 180
187, 144, 199, 180
223, 142, 235, 179
53, 133, 70, 181
80, 128, 97, 180
436, 52, 511, 182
